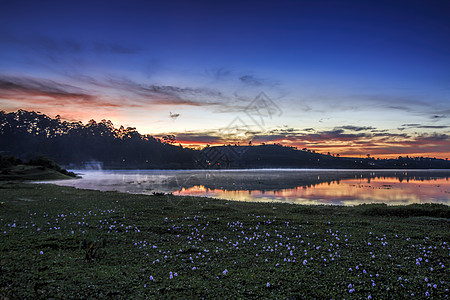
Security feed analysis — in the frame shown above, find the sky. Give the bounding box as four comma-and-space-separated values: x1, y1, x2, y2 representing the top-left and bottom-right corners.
1, 0, 449, 158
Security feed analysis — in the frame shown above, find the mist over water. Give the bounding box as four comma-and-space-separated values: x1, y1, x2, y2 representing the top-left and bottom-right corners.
80, 160, 104, 170
39, 169, 450, 206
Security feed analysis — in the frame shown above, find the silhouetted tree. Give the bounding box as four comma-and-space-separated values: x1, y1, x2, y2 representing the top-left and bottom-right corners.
0, 110, 196, 168
162, 134, 176, 144
1, 109, 450, 170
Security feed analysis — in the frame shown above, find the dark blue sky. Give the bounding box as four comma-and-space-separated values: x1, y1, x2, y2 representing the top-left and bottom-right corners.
1, 0, 449, 157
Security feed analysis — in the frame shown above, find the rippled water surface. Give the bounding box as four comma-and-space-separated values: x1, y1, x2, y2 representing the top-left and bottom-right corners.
39, 169, 450, 205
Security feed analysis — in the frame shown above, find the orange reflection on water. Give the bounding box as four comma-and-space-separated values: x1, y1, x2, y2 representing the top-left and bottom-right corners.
173, 177, 450, 206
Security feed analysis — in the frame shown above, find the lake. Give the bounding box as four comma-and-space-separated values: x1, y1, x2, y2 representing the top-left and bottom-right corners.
39, 169, 450, 206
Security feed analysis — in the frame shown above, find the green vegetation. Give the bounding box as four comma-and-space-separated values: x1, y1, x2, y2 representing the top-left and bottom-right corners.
1, 183, 449, 298
0, 154, 76, 181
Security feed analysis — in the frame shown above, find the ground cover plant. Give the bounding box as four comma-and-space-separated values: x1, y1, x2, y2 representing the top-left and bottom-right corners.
1, 183, 449, 299
0, 154, 76, 181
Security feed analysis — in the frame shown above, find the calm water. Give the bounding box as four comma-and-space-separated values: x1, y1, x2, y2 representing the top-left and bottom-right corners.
39, 169, 450, 206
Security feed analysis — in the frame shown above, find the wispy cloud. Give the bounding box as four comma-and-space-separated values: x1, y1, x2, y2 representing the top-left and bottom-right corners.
400, 123, 449, 129
0, 75, 98, 104
206, 67, 280, 88
206, 67, 232, 81
239, 75, 264, 86
0, 74, 232, 109
343, 93, 450, 121
102, 77, 224, 106
335, 125, 376, 132
431, 114, 446, 119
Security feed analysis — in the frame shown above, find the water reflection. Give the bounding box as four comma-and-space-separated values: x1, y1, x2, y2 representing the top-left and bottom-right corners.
39, 169, 450, 206
174, 177, 449, 205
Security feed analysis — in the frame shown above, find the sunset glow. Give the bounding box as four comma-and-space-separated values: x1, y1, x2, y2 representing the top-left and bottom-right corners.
1, 1, 449, 158
174, 177, 450, 205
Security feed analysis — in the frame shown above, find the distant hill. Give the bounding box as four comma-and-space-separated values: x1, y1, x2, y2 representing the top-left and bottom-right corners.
196, 145, 450, 169
1, 109, 449, 169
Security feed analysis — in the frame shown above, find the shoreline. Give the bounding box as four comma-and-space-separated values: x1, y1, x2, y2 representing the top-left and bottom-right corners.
32, 169, 450, 207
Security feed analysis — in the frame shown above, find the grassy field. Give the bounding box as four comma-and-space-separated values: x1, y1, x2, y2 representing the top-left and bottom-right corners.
1, 183, 449, 299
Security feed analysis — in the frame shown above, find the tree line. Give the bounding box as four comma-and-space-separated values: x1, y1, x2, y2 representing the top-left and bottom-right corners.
1, 109, 449, 169
0, 110, 195, 168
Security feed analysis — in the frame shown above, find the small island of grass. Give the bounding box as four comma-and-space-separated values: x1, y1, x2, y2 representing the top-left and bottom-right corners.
0, 154, 76, 181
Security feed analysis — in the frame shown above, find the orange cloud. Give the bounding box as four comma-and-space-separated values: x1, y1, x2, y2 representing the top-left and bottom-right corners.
164, 128, 450, 159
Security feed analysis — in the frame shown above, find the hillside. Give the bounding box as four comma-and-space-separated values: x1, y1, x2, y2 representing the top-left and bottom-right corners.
197, 144, 450, 169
